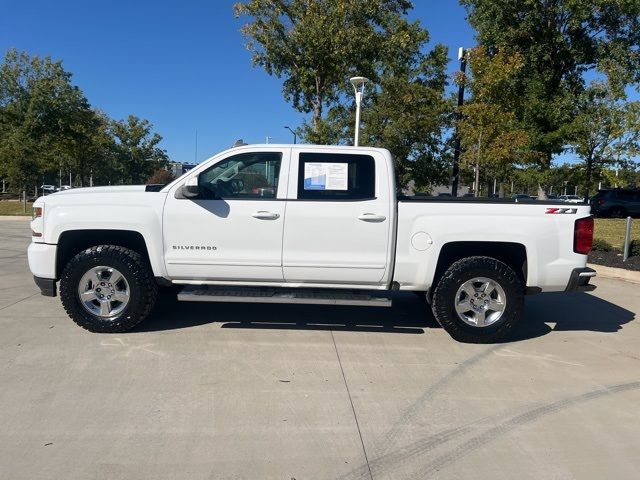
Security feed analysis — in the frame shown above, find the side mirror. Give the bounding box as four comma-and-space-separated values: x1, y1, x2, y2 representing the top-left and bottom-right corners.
181, 176, 200, 198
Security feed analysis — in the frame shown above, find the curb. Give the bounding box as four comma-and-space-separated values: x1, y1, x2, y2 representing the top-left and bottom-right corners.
588, 263, 640, 284
0, 215, 30, 220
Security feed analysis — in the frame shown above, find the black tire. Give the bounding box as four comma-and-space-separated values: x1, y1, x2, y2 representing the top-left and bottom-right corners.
60, 245, 157, 333
609, 207, 627, 218
431, 256, 524, 343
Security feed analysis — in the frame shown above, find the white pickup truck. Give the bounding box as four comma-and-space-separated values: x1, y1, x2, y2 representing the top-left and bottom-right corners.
28, 144, 596, 342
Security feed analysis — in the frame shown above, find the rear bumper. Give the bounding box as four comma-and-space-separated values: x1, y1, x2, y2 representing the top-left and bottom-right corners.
34, 276, 57, 297
565, 267, 597, 292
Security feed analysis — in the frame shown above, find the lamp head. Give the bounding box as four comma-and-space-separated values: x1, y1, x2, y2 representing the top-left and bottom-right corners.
349, 76, 369, 93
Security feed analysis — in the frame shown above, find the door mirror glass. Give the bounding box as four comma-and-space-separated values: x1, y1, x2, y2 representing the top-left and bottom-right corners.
182, 176, 201, 198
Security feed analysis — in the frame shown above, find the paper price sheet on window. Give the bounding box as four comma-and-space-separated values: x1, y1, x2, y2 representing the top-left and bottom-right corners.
303, 163, 348, 190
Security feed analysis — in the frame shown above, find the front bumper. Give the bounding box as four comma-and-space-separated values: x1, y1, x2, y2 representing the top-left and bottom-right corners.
28, 242, 58, 297
565, 267, 597, 292
27, 242, 57, 279
34, 276, 57, 297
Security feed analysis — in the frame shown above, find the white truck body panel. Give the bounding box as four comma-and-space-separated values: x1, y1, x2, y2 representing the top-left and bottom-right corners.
163, 146, 291, 282
394, 201, 590, 292
281, 147, 396, 285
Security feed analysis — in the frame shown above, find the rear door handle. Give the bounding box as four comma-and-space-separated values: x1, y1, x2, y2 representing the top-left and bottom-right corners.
252, 211, 280, 220
358, 213, 386, 222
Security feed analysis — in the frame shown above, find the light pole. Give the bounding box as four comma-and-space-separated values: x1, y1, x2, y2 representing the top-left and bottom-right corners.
451, 47, 468, 197
350, 76, 369, 146
284, 126, 297, 144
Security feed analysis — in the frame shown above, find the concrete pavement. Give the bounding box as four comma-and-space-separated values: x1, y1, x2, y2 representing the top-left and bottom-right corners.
1, 218, 639, 479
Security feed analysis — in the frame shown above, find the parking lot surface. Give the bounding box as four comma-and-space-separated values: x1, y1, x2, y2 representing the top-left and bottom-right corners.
1, 218, 639, 480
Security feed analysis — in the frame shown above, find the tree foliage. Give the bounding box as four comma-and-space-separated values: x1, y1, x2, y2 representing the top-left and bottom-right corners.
146, 167, 176, 185
568, 82, 640, 198
234, 0, 413, 129
456, 47, 536, 194
0, 49, 168, 191
111, 115, 168, 184
461, 0, 640, 166
235, 1, 450, 190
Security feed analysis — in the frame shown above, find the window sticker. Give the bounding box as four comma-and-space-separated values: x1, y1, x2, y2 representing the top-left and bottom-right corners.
303, 162, 348, 190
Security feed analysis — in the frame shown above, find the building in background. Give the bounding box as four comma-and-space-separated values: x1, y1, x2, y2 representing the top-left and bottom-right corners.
168, 162, 197, 177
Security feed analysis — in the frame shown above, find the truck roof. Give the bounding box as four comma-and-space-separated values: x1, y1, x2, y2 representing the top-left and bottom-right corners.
231, 143, 391, 154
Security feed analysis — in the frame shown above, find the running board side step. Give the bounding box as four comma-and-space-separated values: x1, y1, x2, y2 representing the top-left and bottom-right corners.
177, 285, 392, 307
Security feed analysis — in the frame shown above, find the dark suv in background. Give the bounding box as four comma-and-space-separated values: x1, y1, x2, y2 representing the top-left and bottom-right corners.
590, 189, 640, 218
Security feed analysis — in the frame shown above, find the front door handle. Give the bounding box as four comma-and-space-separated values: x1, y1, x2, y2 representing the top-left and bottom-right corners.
252, 211, 280, 220
358, 213, 386, 222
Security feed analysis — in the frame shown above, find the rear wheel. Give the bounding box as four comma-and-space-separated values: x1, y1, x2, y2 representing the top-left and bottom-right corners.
60, 245, 157, 333
431, 256, 524, 343
609, 206, 627, 218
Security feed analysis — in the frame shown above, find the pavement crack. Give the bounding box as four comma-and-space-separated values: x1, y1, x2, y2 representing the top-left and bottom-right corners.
0, 292, 39, 311
331, 329, 374, 480
408, 380, 640, 479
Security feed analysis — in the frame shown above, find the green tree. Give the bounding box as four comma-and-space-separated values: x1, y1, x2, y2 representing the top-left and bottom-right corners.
0, 49, 92, 190
110, 115, 168, 184
310, 18, 450, 190
456, 47, 534, 196
568, 82, 640, 198
235, 1, 450, 190
460, 0, 640, 169
234, 0, 413, 133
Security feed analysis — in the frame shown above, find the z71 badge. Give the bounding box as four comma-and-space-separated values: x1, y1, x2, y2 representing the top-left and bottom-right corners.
545, 207, 577, 214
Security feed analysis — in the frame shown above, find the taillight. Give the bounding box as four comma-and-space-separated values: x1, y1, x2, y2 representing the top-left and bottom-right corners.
574, 216, 594, 255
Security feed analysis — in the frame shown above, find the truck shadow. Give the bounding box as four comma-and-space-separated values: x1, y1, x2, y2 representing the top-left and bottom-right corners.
135, 290, 634, 341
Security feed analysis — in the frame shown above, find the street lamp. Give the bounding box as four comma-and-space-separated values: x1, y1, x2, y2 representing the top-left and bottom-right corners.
451, 47, 468, 197
350, 76, 369, 146
284, 126, 297, 144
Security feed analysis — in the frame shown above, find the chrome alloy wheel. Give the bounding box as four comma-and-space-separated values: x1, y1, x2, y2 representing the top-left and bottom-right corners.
454, 277, 507, 327
77, 266, 130, 318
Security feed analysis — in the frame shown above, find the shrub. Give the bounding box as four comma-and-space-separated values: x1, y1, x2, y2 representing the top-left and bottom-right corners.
629, 239, 640, 257
591, 238, 613, 252
146, 168, 175, 185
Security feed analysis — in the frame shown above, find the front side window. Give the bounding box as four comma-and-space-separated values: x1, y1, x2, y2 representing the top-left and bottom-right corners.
199, 152, 282, 199
297, 153, 375, 200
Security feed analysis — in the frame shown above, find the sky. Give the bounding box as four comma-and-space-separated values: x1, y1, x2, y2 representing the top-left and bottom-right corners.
0, 1, 477, 163
2, 1, 633, 166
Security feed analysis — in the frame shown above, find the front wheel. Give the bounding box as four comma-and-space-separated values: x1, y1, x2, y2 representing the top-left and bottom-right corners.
431, 256, 524, 343
60, 245, 157, 333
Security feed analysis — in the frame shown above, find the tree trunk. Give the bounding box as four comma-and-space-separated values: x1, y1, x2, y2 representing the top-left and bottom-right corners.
584, 154, 594, 200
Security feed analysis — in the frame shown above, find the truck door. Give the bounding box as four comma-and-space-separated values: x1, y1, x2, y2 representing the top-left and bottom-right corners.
163, 148, 289, 281
282, 150, 393, 286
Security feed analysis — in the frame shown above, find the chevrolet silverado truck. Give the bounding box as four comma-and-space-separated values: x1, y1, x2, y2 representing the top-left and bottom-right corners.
27, 144, 596, 343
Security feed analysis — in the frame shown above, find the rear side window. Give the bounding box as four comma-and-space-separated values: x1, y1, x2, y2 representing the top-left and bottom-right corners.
297, 153, 375, 200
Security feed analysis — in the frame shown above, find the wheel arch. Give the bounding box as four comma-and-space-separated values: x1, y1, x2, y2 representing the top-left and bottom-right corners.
56, 229, 151, 279
432, 241, 527, 294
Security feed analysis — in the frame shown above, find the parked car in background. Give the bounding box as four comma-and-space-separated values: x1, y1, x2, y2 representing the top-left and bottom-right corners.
57, 185, 72, 191
559, 194, 584, 204
39, 185, 57, 195
590, 189, 640, 218
511, 193, 533, 202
